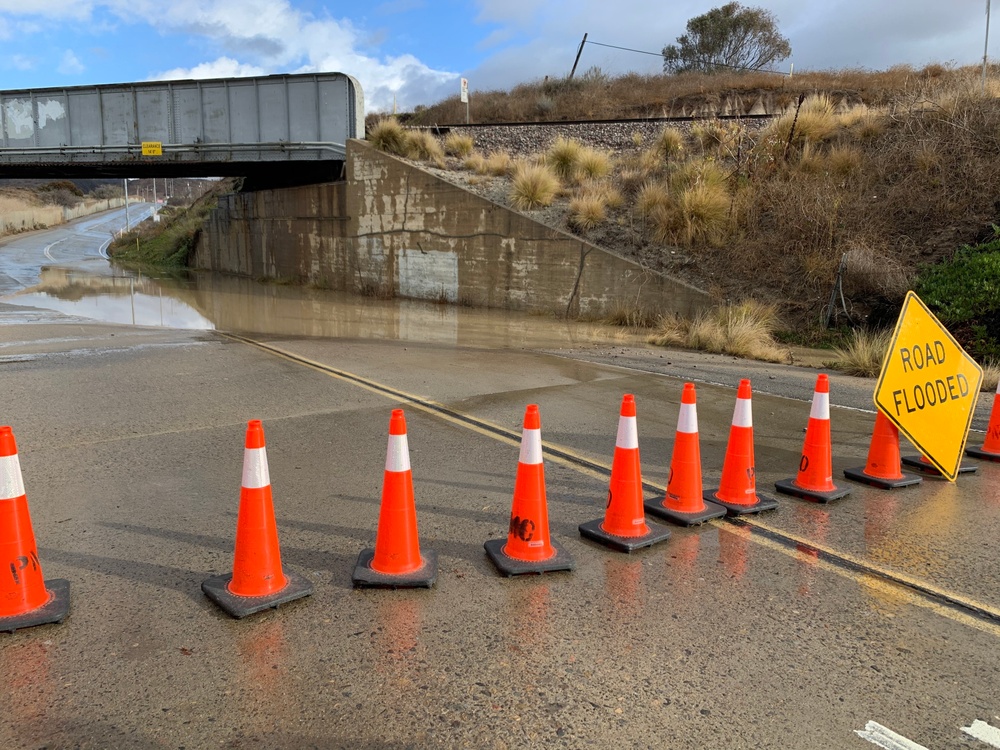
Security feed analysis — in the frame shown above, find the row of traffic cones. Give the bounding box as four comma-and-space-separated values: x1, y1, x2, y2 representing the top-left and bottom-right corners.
5, 376, 998, 627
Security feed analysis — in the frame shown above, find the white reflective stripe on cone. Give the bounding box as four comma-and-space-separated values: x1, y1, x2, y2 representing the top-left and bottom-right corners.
810, 391, 830, 421
616, 416, 639, 449
677, 403, 698, 434
732, 397, 753, 428
996, 380, 1000, 396
519, 428, 543, 465
385, 434, 411, 473
0, 454, 25, 500
242, 447, 271, 489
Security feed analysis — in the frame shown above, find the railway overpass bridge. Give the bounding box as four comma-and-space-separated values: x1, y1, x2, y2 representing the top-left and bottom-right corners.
0, 72, 364, 188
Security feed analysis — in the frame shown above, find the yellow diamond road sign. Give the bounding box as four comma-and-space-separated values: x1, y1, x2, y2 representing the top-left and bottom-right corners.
874, 291, 983, 481
141, 141, 163, 156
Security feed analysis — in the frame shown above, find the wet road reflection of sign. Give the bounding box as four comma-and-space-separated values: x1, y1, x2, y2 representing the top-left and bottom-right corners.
874, 291, 983, 481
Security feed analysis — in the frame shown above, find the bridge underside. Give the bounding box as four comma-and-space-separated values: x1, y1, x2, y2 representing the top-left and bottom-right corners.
0, 160, 344, 188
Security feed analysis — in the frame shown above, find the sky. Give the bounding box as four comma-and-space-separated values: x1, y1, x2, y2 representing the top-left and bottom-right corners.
0, 1, 994, 113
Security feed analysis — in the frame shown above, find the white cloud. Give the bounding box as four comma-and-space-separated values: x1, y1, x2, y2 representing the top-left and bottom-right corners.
57, 49, 84, 75
0, 0, 92, 19
152, 57, 266, 81
9, 54, 36, 71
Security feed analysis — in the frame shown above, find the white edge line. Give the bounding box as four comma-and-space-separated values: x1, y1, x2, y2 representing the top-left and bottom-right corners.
962, 719, 1000, 747
855, 721, 928, 750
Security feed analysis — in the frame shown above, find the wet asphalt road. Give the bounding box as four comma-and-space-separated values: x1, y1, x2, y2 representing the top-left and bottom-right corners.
0, 215, 998, 749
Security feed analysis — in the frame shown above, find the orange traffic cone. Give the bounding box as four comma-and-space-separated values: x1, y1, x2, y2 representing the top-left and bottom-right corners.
354, 409, 437, 588
705, 379, 778, 515
645, 383, 726, 526
901, 452, 978, 476
485, 404, 574, 575
0, 426, 69, 633
579, 395, 672, 552
202, 420, 313, 618
967, 380, 1000, 462
844, 411, 922, 489
775, 374, 852, 503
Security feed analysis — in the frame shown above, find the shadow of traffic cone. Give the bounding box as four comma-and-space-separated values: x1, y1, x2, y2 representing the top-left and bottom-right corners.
775, 374, 852, 503
354, 409, 437, 588
485, 404, 574, 576
705, 379, 778, 515
900, 453, 978, 476
0, 426, 69, 633
579, 395, 671, 552
966, 380, 1000, 462
844, 411, 922, 489
645, 383, 726, 526
202, 420, 313, 618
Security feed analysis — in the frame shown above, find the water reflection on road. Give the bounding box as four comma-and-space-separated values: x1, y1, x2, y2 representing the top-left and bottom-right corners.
2, 266, 633, 349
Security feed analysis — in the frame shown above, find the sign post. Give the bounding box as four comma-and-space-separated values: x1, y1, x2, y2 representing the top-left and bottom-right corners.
873, 291, 983, 480
460, 78, 469, 124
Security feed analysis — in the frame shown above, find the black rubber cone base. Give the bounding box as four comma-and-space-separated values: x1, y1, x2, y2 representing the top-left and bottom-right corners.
352, 548, 437, 589
484, 538, 574, 576
0, 579, 70, 634
901, 455, 978, 475
704, 489, 779, 516
966, 446, 1000, 462
578, 518, 672, 553
643, 497, 726, 526
843, 465, 923, 490
774, 478, 852, 503
202, 568, 313, 619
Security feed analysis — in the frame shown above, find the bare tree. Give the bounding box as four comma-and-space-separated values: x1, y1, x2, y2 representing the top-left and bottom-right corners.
662, 2, 791, 75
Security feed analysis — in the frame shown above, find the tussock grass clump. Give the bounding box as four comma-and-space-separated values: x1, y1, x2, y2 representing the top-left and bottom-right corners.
678, 182, 731, 245
637, 181, 671, 217
982, 361, 999, 392
463, 152, 488, 174
655, 127, 685, 160
691, 120, 730, 153
768, 94, 840, 147
367, 118, 407, 155
827, 145, 863, 177
568, 194, 607, 230
605, 300, 661, 328
444, 133, 474, 157
669, 159, 729, 193
404, 130, 445, 163
832, 328, 892, 376
647, 301, 787, 362
485, 150, 514, 176
509, 163, 559, 210
617, 168, 646, 196
546, 137, 584, 181
577, 148, 613, 180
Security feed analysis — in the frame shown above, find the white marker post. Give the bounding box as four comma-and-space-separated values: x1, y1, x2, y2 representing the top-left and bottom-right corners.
460, 78, 469, 124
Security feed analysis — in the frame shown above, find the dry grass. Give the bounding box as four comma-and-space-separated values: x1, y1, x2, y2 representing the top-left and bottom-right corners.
654, 127, 685, 160
404, 130, 445, 163
677, 182, 731, 245
637, 181, 671, 217
827, 145, 863, 177
647, 300, 787, 362
367, 118, 407, 155
577, 148, 613, 180
568, 194, 607, 230
605, 299, 661, 328
485, 151, 514, 177
509, 163, 559, 210
444, 133, 474, 157
669, 159, 729, 193
982, 361, 999, 393
832, 328, 893, 376
546, 137, 584, 182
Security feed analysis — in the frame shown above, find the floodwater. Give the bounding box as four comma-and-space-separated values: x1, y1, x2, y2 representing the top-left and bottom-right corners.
3, 264, 638, 350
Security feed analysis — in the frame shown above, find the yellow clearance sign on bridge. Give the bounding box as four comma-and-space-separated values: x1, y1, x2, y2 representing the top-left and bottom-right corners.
874, 291, 982, 481
141, 141, 162, 156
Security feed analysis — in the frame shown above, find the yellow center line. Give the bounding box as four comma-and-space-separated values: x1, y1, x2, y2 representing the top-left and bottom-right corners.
225, 333, 1000, 637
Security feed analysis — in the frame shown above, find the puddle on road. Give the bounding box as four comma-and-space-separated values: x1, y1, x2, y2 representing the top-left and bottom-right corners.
0, 265, 641, 350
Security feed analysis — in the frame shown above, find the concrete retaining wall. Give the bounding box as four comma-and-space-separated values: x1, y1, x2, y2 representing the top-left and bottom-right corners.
193, 139, 711, 317
1, 197, 129, 236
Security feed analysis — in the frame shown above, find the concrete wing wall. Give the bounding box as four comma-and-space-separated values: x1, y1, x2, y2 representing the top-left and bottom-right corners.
193, 139, 712, 318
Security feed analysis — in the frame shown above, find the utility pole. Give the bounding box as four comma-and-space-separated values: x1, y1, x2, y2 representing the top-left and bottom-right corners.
985, 0, 993, 94
569, 33, 588, 79
123, 179, 130, 232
